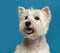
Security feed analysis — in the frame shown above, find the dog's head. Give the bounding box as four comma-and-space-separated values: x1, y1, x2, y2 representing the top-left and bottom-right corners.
18, 6, 51, 39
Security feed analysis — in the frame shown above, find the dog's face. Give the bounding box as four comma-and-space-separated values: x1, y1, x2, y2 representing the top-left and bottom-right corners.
18, 6, 51, 39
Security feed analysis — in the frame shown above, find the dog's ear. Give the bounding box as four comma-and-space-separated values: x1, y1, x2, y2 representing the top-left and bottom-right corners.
18, 6, 25, 14
42, 6, 50, 16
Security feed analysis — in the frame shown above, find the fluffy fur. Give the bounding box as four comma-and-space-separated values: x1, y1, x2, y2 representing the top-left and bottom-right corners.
14, 6, 51, 53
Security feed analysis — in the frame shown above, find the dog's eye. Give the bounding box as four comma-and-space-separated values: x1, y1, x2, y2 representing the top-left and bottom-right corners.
25, 16, 28, 20
35, 16, 39, 20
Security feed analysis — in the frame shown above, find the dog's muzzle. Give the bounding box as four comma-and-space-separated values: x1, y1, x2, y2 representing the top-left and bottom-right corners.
24, 21, 34, 34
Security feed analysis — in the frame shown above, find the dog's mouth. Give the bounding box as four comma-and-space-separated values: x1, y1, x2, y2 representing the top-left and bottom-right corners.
24, 27, 34, 34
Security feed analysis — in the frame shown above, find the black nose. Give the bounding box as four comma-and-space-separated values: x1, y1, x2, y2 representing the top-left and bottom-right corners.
25, 21, 31, 27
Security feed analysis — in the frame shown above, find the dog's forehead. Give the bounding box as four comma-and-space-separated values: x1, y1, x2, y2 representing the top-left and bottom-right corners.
25, 9, 41, 15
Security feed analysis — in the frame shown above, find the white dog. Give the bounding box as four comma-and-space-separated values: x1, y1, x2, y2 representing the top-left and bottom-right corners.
14, 6, 51, 53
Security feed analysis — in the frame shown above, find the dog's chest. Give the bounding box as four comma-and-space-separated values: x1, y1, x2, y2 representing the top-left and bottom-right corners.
15, 45, 50, 53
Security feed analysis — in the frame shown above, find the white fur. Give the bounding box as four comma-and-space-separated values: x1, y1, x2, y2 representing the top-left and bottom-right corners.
14, 6, 51, 53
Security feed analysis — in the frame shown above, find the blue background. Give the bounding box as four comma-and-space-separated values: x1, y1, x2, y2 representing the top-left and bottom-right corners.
0, 0, 60, 53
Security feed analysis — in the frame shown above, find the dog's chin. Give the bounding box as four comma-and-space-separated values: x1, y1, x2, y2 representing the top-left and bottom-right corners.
23, 27, 34, 35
